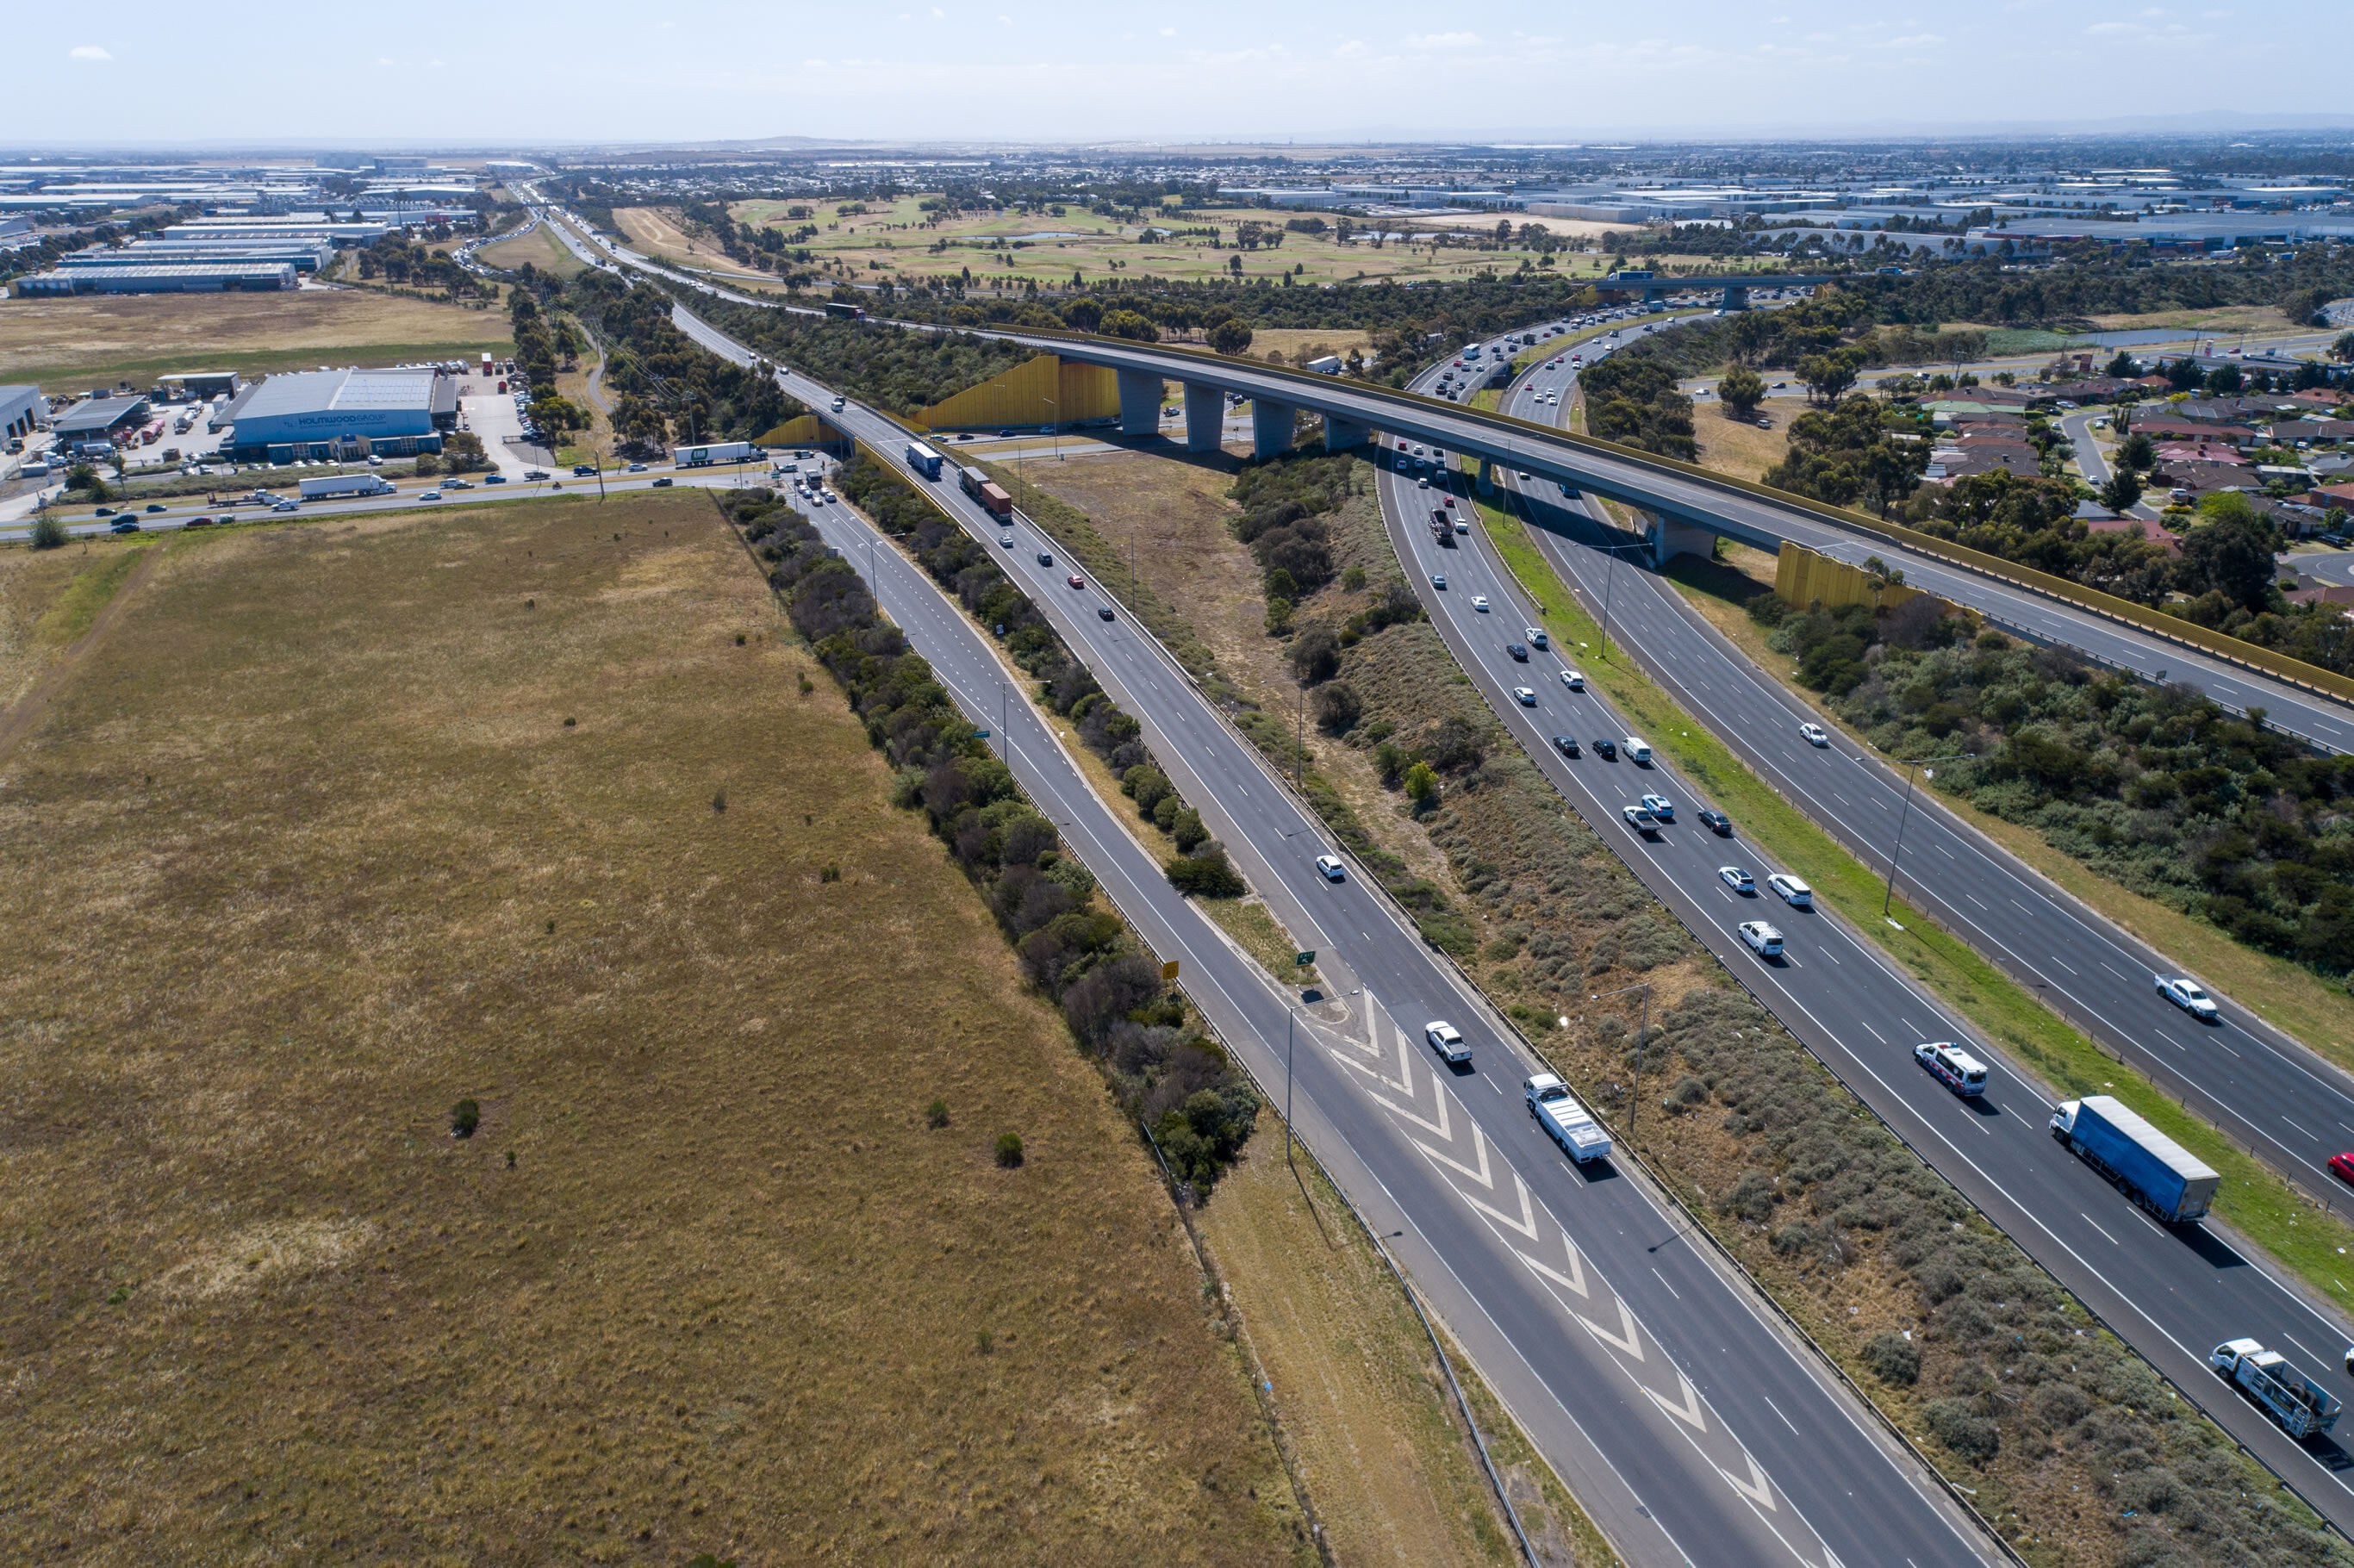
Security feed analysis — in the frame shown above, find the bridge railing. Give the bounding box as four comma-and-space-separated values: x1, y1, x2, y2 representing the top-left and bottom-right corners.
1015, 324, 2354, 709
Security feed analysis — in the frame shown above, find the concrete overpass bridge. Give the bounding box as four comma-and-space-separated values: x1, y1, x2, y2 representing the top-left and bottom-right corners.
1591, 271, 1837, 308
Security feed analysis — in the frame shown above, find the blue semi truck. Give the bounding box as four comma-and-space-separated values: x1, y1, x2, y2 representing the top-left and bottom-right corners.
2049, 1095, 2220, 1223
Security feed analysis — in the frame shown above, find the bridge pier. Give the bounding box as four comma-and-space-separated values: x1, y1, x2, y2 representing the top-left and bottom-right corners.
1252, 399, 1297, 461
1183, 382, 1224, 452
1117, 370, 1161, 437
1649, 513, 1717, 568
1722, 283, 1750, 311
1323, 414, 1369, 451
1476, 457, 1495, 495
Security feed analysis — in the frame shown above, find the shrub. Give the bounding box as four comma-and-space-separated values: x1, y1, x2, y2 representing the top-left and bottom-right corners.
451, 1098, 481, 1138
1290, 627, 1341, 684
414, 452, 443, 476
1167, 843, 1247, 898
1312, 681, 1361, 734
29, 513, 66, 550
1123, 763, 1172, 817
1861, 1331, 1921, 1386
1924, 1397, 2000, 1462
925, 1098, 950, 1129
993, 1132, 1024, 1167
1170, 807, 1207, 853
1403, 762, 1437, 804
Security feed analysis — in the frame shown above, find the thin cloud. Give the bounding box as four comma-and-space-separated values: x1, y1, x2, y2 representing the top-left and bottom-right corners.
1406, 31, 1482, 49
1884, 33, 1946, 46
69, 45, 113, 62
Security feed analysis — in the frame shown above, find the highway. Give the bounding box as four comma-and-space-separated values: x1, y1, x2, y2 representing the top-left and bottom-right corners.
1373, 327, 2354, 1527
665, 301, 2002, 1568
524, 194, 2354, 1531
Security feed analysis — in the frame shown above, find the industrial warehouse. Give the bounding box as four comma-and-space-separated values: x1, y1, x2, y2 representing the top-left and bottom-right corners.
217, 367, 455, 462
13, 259, 298, 296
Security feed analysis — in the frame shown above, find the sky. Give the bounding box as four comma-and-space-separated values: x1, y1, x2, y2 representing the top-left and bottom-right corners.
9, 0, 2354, 149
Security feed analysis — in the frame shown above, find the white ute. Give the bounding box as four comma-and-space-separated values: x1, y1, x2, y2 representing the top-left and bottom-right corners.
1525, 1074, 1612, 1162
1424, 1020, 1471, 1065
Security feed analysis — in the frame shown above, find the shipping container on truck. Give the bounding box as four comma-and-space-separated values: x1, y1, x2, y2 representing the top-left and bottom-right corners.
2049, 1095, 2220, 1222
673, 441, 756, 467
481, 353, 495, 381
905, 440, 944, 480
824, 302, 866, 320
298, 473, 396, 500
2209, 1340, 2341, 1440
959, 465, 1014, 518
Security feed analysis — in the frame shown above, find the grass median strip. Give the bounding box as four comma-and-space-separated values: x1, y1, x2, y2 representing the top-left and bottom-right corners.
1472, 501, 2354, 1315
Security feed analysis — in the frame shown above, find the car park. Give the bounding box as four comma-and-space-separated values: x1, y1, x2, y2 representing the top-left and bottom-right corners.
1316, 855, 1346, 882
1514, 687, 1537, 706
1592, 737, 1616, 760
1640, 793, 1674, 821
1697, 809, 1732, 836
1424, 1021, 1470, 1065
2157, 974, 2220, 1021
1506, 642, 1529, 662
1560, 669, 1584, 690
1738, 920, 1785, 958
1472, 595, 1490, 612
1719, 866, 1755, 893
1799, 722, 1830, 746
1767, 874, 1813, 907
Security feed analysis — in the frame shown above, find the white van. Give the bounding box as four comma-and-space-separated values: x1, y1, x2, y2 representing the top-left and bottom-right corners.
1915, 1042, 1988, 1097
1623, 737, 1653, 764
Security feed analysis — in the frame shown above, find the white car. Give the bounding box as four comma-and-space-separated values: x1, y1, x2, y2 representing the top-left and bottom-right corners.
1799, 722, 1830, 747
1316, 855, 1346, 883
1560, 669, 1585, 690
1718, 866, 1755, 893
1640, 793, 1674, 821
1424, 1020, 1470, 1064
1738, 920, 1785, 958
2156, 974, 2220, 1021
1472, 595, 1491, 612
1766, 873, 1813, 908
419, 489, 442, 501
1514, 687, 1537, 706
1524, 627, 1548, 649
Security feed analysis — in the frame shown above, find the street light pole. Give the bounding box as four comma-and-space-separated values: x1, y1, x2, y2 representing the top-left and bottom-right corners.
1591, 981, 1651, 1148
1286, 1009, 1295, 1171
1883, 752, 1973, 918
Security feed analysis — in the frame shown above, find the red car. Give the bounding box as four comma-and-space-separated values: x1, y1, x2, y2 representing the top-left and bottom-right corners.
1066, 573, 1086, 589
2331, 1153, 2354, 1187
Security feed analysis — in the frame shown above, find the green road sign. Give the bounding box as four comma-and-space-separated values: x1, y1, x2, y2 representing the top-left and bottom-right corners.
1295, 951, 1316, 967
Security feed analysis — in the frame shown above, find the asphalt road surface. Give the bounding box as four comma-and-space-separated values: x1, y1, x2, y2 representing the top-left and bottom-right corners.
1377, 329, 2354, 1530
667, 302, 2002, 1568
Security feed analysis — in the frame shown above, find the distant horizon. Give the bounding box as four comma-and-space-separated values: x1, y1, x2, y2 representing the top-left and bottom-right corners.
11, 0, 2351, 149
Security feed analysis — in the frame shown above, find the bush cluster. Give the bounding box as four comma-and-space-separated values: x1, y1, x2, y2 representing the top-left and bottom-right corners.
734, 483, 1259, 1187
1764, 591, 2354, 974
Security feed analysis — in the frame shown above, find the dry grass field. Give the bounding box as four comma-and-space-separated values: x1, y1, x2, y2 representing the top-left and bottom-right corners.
0, 289, 514, 392
480, 221, 583, 278
0, 493, 1308, 1564
1687, 408, 1792, 482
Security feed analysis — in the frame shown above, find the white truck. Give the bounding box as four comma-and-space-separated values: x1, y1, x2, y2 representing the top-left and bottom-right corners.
673, 440, 756, 468
297, 473, 395, 500
1525, 1074, 1611, 1163
2210, 1339, 2341, 1439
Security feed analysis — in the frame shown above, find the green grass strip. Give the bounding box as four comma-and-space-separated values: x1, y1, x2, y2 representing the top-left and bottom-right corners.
34, 547, 146, 647
1466, 499, 2354, 1310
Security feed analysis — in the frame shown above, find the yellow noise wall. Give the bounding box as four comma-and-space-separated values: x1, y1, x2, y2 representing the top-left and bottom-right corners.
912, 355, 1120, 431
1775, 541, 1946, 616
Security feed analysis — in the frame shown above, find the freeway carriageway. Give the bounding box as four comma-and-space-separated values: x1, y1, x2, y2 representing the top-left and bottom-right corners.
669, 302, 2002, 1568
1374, 325, 2354, 1528
551, 203, 2354, 1533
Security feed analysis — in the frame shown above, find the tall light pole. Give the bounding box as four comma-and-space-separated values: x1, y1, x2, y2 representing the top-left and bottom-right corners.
1883, 752, 1974, 918
1591, 982, 1651, 1148
1591, 535, 1644, 663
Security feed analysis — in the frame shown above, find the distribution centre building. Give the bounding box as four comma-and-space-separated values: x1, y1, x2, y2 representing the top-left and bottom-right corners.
220, 368, 454, 461
13, 260, 297, 296
1, 385, 49, 441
